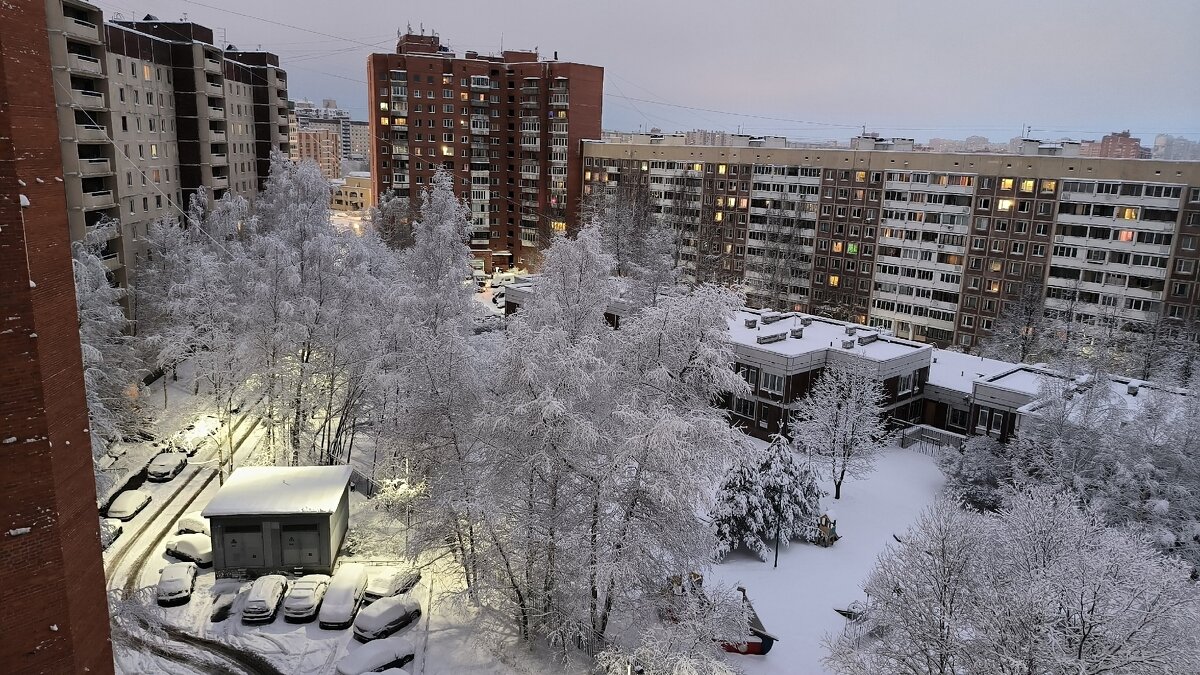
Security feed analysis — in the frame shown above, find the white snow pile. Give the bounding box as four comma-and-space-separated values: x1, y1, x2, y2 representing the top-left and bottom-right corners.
7, 527, 31, 537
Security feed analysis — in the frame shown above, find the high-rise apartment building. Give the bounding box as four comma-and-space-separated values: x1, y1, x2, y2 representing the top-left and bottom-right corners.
291, 124, 342, 180
1, 3, 113, 672
583, 141, 1200, 349
1081, 130, 1151, 159
43, 0, 288, 291
368, 32, 603, 271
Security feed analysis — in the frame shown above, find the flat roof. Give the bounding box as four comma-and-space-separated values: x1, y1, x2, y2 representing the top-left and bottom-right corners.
926, 349, 1014, 394
727, 310, 927, 362
983, 366, 1055, 397
202, 465, 352, 518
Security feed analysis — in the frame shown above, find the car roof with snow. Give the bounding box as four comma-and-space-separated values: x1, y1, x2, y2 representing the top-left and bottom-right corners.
355, 596, 420, 630
337, 636, 415, 673
160, 562, 195, 583
201, 465, 352, 517
149, 452, 187, 466
169, 533, 210, 552
110, 490, 150, 510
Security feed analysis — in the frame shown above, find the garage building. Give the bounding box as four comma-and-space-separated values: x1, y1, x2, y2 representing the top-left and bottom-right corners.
202, 465, 352, 578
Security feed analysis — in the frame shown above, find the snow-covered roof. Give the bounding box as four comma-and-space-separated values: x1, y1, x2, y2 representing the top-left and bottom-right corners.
337, 636, 415, 674
925, 349, 1014, 394
346, 171, 372, 179
202, 465, 352, 517
726, 310, 928, 363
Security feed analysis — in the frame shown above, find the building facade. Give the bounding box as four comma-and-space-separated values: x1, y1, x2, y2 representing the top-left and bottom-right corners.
332, 172, 372, 212
43, 0, 288, 291
1081, 130, 1151, 159
582, 141, 1200, 349
291, 124, 342, 181
1, 3, 113, 671
368, 32, 603, 272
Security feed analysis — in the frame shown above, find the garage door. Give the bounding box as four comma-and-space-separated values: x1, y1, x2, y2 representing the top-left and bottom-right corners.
280, 526, 321, 566
223, 527, 264, 568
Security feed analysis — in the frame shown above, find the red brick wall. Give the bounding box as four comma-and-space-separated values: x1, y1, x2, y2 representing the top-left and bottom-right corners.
0, 3, 114, 673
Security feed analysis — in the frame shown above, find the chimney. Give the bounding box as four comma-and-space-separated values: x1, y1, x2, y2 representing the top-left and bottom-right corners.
744, 318, 757, 329
841, 339, 855, 349
1127, 383, 1139, 396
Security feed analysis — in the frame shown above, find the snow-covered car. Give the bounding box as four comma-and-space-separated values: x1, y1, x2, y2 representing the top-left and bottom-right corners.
364, 568, 421, 604
176, 511, 210, 536
335, 636, 416, 675
165, 533, 212, 566
107, 490, 152, 521
171, 415, 221, 456
100, 517, 123, 550
318, 563, 369, 629
242, 574, 289, 625
282, 574, 331, 623
156, 562, 198, 606
353, 596, 421, 642
146, 452, 188, 482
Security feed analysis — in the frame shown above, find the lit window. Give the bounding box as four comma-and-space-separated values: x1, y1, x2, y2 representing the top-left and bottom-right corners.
640, 162, 648, 171
996, 198, 1014, 211
714, 211, 723, 222
855, 171, 867, 182
1040, 179, 1057, 193
1120, 207, 1138, 220
150, 144, 158, 158
832, 241, 844, 253
718, 164, 727, 175
727, 197, 736, 207
829, 275, 840, 287
142, 64, 152, 80
1019, 179, 1035, 193
1118, 230, 1134, 242
379, 102, 388, 111
380, 117, 389, 125
692, 163, 702, 171
847, 243, 859, 255
551, 220, 566, 232
739, 197, 748, 209
986, 280, 1000, 293
1000, 178, 1014, 191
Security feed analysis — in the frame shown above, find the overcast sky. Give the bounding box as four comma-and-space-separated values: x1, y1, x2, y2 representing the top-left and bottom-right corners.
93, 0, 1200, 143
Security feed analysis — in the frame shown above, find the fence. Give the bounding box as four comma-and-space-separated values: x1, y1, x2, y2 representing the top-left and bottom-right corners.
898, 423, 966, 456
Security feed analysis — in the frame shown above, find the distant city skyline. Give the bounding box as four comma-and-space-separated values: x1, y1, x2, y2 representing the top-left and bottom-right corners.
89, 0, 1200, 142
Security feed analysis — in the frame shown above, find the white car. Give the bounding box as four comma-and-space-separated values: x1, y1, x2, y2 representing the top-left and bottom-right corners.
353, 596, 422, 642
107, 490, 151, 521
156, 562, 198, 606
242, 574, 289, 625
171, 415, 221, 455
319, 563, 369, 629
283, 574, 331, 623
364, 568, 421, 604
175, 511, 210, 536
146, 452, 188, 482
165, 532, 212, 566
100, 517, 123, 550
335, 636, 416, 675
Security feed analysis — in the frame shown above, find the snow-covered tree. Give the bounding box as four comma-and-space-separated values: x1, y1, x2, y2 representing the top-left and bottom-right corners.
73, 222, 141, 493
936, 435, 1008, 511
826, 488, 1200, 675
584, 184, 677, 307
978, 280, 1049, 363
791, 359, 891, 499
713, 437, 824, 562
369, 190, 418, 251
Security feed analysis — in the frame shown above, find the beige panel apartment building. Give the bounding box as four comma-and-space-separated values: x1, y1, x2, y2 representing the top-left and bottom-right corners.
44, 0, 288, 291
582, 139, 1200, 349
292, 124, 342, 181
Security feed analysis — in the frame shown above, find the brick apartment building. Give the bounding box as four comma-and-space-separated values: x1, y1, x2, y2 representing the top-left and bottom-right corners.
45, 0, 288, 292
368, 32, 602, 272
1081, 130, 1151, 159
1, 2, 113, 672
582, 139, 1200, 349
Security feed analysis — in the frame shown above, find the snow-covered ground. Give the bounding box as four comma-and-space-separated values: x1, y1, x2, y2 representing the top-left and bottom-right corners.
709, 447, 944, 675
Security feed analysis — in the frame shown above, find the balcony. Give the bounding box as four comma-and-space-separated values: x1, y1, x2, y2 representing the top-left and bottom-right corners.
210, 175, 229, 189
520, 85, 539, 94
211, 153, 228, 165
71, 89, 105, 109
520, 99, 540, 109
209, 129, 227, 143
549, 94, 569, 107
63, 17, 100, 43
521, 212, 539, 222
207, 81, 223, 96
204, 58, 221, 74
471, 237, 490, 246
520, 140, 540, 151
208, 106, 226, 120
75, 124, 108, 143
67, 53, 103, 76
78, 158, 111, 177
81, 190, 115, 210
521, 169, 539, 180
101, 251, 121, 271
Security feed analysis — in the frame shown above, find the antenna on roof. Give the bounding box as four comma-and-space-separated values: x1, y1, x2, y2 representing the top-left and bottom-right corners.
419, 22, 424, 35
406, 22, 412, 34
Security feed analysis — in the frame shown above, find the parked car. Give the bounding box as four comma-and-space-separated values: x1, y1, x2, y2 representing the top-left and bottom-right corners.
318, 563, 370, 629
335, 636, 416, 675
283, 574, 331, 623
146, 452, 188, 482
165, 533, 213, 567
242, 574, 289, 624
107, 490, 151, 521
175, 511, 210, 536
156, 562, 198, 606
364, 568, 421, 604
353, 596, 422, 642
491, 287, 505, 306
100, 517, 123, 550
171, 415, 221, 455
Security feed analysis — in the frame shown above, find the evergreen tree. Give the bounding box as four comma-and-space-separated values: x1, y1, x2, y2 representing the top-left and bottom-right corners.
712, 447, 773, 562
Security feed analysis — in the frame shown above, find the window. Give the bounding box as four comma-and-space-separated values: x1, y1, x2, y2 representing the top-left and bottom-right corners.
1000, 178, 1014, 191
829, 274, 840, 287
1019, 179, 1035, 193
760, 372, 784, 395
996, 198, 1014, 211
737, 365, 758, 387
733, 398, 755, 418
142, 64, 152, 80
